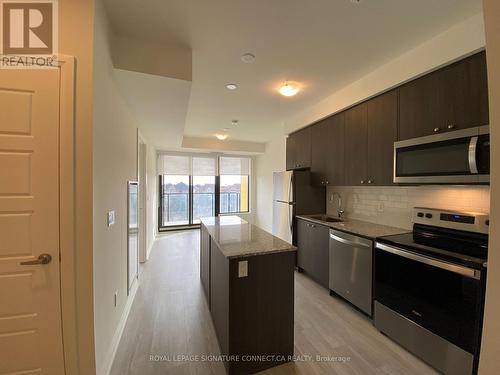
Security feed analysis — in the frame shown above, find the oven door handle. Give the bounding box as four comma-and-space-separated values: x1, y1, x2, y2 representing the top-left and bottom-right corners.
468, 136, 479, 174
375, 242, 481, 280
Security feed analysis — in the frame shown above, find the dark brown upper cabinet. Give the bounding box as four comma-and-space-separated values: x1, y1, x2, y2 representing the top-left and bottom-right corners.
310, 119, 329, 186
310, 113, 345, 187
399, 51, 488, 140
344, 91, 398, 186
366, 90, 398, 186
344, 103, 368, 186
286, 126, 311, 170
327, 113, 345, 186
441, 51, 489, 132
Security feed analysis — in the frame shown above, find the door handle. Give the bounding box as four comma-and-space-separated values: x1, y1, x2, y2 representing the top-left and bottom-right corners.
20, 254, 52, 265
468, 136, 479, 174
330, 233, 371, 248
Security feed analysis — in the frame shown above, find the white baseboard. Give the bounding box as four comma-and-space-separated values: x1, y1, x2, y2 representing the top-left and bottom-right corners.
99, 280, 139, 375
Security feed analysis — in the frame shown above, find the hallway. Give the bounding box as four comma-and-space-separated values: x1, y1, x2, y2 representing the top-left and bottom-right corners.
110, 230, 436, 375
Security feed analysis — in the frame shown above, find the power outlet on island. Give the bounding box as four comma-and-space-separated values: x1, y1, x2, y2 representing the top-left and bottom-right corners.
238, 261, 248, 278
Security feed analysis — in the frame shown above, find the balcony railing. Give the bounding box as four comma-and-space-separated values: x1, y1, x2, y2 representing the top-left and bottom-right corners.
161, 192, 241, 226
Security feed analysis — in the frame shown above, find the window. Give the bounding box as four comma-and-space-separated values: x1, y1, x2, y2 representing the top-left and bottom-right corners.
219, 156, 250, 214
157, 153, 250, 230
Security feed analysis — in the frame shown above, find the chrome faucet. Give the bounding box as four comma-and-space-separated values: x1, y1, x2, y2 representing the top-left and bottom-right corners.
332, 192, 344, 218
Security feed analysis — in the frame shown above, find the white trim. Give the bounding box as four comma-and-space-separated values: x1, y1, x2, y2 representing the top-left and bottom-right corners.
58, 54, 80, 375
100, 280, 139, 375
137, 131, 148, 263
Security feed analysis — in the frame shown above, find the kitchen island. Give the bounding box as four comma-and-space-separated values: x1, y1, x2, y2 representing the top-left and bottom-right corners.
200, 216, 296, 375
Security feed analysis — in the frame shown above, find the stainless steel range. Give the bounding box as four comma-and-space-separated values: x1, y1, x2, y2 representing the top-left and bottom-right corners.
375, 208, 489, 375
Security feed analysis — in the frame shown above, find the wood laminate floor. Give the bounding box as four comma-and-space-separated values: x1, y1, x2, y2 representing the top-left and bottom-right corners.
110, 230, 437, 375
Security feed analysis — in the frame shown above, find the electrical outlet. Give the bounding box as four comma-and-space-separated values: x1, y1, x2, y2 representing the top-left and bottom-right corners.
238, 261, 248, 278
330, 194, 334, 203
114, 291, 118, 307
107, 210, 116, 227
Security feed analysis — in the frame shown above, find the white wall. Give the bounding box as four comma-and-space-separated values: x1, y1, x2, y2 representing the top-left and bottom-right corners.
92, 1, 144, 374
327, 186, 490, 230
255, 135, 286, 232
479, 0, 500, 373
285, 13, 485, 133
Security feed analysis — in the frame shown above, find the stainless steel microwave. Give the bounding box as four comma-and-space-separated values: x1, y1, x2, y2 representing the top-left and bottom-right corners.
394, 126, 490, 184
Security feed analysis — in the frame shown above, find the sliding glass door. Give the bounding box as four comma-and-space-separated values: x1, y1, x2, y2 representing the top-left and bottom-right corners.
159, 175, 190, 227
193, 176, 216, 224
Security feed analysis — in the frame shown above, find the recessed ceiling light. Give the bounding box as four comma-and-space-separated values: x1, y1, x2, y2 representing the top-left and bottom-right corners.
350, 0, 362, 3
226, 83, 238, 90
241, 53, 256, 63
216, 134, 228, 141
231, 120, 239, 126
279, 82, 300, 97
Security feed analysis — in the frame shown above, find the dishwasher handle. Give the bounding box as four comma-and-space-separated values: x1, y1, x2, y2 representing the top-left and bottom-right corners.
329, 232, 372, 248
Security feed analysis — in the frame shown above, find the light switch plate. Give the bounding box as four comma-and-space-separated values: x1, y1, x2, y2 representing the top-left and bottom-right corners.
107, 210, 116, 227
238, 261, 248, 278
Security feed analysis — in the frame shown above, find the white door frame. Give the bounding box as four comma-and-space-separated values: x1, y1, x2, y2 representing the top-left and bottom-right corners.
137, 131, 147, 263
57, 54, 81, 375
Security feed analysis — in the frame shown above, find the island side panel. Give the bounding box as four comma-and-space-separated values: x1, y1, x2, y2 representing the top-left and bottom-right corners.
210, 237, 230, 358
200, 224, 211, 307
228, 251, 296, 374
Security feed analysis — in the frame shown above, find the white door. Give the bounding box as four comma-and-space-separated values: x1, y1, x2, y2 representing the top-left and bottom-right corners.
0, 69, 65, 374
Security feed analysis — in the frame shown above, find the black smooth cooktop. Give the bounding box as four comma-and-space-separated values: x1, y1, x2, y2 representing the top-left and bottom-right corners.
377, 224, 488, 269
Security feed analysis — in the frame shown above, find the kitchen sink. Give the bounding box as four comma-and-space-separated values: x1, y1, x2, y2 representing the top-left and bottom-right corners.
308, 215, 343, 223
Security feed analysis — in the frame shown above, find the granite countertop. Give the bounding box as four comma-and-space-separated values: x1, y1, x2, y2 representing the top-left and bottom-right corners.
200, 216, 296, 259
296, 214, 410, 239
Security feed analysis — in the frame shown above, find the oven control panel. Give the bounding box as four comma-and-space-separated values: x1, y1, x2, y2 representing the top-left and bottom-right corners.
413, 207, 489, 234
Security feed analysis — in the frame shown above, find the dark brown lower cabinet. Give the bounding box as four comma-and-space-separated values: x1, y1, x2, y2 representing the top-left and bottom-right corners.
296, 219, 329, 289
203, 233, 295, 374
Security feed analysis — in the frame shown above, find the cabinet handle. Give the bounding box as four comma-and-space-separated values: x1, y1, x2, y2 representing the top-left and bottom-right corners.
447, 124, 455, 130
368, 180, 373, 184
360, 180, 366, 184
325, 181, 329, 185
434, 127, 441, 133
321, 181, 325, 185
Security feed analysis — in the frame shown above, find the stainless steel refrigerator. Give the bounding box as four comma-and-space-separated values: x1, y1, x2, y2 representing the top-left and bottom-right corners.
273, 170, 325, 244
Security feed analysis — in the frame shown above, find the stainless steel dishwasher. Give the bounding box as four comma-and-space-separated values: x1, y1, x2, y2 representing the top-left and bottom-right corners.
329, 229, 373, 315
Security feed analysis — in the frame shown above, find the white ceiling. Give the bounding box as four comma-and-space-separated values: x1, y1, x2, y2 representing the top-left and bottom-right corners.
104, 0, 483, 147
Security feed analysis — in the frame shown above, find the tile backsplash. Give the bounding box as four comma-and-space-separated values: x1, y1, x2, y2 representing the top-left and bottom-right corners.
326, 186, 490, 230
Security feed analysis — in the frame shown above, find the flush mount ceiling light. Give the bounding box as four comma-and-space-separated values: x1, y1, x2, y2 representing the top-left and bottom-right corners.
226, 83, 238, 90
216, 134, 228, 140
279, 82, 300, 97
241, 53, 256, 63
